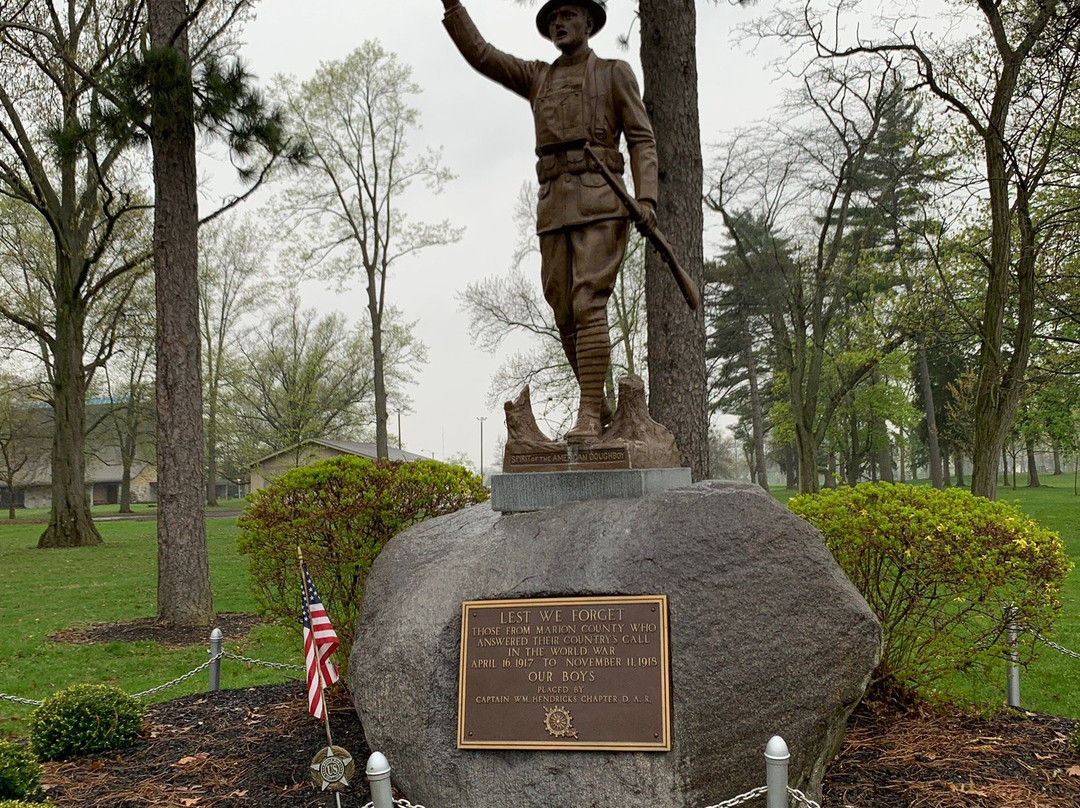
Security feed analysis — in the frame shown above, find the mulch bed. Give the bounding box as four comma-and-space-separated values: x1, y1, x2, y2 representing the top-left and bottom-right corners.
48, 614, 264, 649
34, 620, 1080, 807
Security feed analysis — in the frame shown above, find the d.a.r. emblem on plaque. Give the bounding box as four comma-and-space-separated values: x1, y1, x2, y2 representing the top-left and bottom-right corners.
543, 706, 578, 739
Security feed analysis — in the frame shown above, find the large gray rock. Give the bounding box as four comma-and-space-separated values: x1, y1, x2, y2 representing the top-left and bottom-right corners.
351, 480, 879, 808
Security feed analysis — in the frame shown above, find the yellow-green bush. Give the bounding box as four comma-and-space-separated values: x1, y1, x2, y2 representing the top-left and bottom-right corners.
238, 457, 488, 678
0, 740, 40, 801
28, 684, 144, 761
789, 483, 1070, 701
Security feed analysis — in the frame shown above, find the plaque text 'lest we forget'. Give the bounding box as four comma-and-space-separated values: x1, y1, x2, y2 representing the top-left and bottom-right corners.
457, 595, 671, 751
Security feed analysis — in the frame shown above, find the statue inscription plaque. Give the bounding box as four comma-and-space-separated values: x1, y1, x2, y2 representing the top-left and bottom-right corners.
458, 595, 671, 751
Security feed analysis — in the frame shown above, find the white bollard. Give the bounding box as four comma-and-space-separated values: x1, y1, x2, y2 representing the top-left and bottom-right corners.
366, 751, 394, 808
208, 628, 223, 692
765, 735, 790, 808
1006, 605, 1021, 708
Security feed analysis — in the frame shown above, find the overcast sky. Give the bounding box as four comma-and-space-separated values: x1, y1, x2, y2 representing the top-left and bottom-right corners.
212, 0, 791, 470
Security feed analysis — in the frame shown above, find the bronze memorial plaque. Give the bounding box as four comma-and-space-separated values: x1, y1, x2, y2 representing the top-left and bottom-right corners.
458, 595, 671, 751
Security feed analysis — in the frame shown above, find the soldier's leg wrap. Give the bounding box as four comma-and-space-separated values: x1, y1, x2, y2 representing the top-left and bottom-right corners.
565, 219, 628, 440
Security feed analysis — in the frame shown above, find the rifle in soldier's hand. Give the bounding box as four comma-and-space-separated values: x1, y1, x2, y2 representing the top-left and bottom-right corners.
583, 143, 701, 311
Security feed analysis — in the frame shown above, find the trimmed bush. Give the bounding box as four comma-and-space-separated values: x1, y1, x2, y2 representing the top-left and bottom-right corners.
789, 483, 1071, 701
238, 456, 488, 678
27, 684, 145, 761
0, 801, 56, 808
0, 740, 40, 801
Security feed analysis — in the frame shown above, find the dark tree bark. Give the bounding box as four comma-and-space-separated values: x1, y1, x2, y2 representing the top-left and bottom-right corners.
744, 344, 769, 491
917, 346, 943, 489
149, 0, 213, 626
40, 275, 102, 547
639, 0, 708, 480
1027, 439, 1041, 488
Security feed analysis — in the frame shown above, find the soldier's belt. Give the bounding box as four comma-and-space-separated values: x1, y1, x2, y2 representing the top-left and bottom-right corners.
536, 145, 624, 184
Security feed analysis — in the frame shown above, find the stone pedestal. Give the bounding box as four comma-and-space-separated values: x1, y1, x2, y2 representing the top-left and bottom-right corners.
351, 481, 880, 808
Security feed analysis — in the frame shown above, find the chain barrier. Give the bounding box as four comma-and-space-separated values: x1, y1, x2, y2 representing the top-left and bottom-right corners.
788, 786, 822, 808
702, 785, 768, 808
1, 692, 42, 707
130, 652, 226, 699
1, 647, 304, 706
1026, 629, 1080, 663
223, 651, 305, 673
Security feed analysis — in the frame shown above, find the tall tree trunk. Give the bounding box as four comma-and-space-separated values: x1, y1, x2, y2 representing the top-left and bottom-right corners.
119, 460, 133, 514
898, 425, 906, 483
150, 0, 213, 626
1026, 438, 1040, 487
744, 343, 768, 491
953, 450, 964, 488
784, 445, 797, 490
1053, 444, 1062, 475
39, 267, 102, 548
916, 347, 943, 489
794, 421, 819, 494
968, 123, 1038, 500
639, 0, 708, 480
369, 278, 389, 461
1003, 445, 1010, 486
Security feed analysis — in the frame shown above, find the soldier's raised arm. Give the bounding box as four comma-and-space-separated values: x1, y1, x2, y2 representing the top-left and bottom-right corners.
439, 1, 541, 100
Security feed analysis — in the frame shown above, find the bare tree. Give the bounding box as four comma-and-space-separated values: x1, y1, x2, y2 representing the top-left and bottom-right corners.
226, 293, 425, 457
275, 41, 459, 461
97, 277, 157, 513
198, 213, 268, 505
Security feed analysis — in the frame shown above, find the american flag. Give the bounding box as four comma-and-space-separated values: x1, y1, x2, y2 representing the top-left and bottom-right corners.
302, 563, 340, 720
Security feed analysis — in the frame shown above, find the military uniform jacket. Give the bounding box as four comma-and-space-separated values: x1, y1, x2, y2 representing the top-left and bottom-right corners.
443, 4, 658, 234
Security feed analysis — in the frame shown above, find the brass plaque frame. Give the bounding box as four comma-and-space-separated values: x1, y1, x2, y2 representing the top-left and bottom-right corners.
457, 595, 671, 752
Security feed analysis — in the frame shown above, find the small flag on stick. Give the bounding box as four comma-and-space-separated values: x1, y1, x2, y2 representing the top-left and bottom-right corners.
302, 562, 340, 720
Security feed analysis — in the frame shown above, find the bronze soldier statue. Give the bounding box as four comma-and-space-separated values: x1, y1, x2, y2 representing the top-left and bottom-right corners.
439, 0, 659, 442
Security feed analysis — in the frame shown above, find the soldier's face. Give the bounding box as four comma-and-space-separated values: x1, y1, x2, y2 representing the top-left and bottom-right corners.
547, 5, 592, 53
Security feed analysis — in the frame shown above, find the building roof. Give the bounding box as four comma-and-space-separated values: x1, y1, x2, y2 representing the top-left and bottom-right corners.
251, 438, 429, 467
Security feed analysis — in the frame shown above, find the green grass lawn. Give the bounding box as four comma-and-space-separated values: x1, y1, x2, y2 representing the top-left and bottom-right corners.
0, 508, 297, 739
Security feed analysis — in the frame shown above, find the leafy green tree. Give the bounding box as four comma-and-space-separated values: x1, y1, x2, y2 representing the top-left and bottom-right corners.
275, 41, 458, 462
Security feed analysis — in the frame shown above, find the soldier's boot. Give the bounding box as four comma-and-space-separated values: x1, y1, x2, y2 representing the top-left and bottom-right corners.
566, 317, 609, 442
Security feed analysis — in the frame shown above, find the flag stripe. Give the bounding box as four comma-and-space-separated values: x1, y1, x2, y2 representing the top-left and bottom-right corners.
302, 563, 340, 720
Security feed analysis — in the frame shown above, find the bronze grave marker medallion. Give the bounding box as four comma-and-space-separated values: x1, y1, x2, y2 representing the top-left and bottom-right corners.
458, 595, 671, 751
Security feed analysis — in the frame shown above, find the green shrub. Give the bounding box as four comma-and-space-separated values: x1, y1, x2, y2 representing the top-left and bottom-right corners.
27, 684, 145, 761
0, 740, 40, 801
0, 801, 56, 808
789, 483, 1071, 702
238, 456, 488, 678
